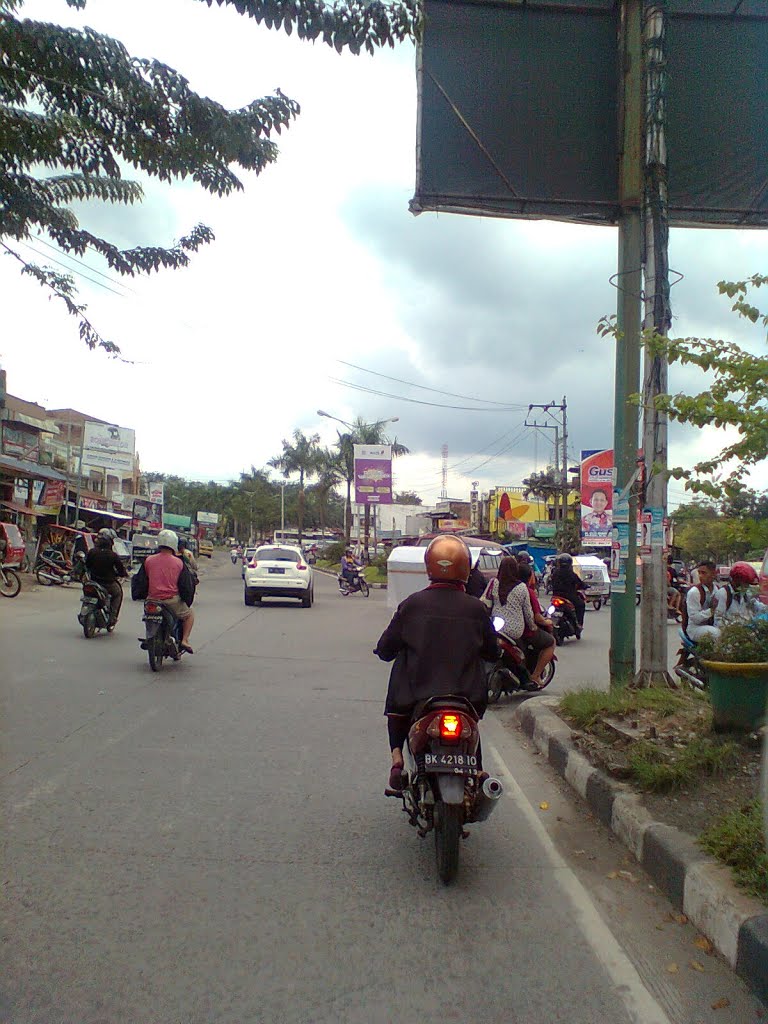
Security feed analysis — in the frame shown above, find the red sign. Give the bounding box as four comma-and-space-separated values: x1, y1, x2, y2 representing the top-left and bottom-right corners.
42, 480, 65, 506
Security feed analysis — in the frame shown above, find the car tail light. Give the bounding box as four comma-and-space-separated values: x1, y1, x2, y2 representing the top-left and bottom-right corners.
297, 564, 307, 570
248, 560, 257, 568
145, 601, 160, 613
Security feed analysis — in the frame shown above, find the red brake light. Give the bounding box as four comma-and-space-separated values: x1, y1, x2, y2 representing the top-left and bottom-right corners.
439, 713, 461, 741
83, 583, 98, 596
145, 602, 160, 613
552, 597, 566, 607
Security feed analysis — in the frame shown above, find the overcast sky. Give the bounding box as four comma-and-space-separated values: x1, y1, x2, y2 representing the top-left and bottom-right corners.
3, 0, 766, 507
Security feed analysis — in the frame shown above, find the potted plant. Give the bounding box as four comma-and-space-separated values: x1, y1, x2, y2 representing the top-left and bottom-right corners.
697, 618, 768, 731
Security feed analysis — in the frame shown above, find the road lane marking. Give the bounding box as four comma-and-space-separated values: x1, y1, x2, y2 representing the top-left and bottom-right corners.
485, 731, 672, 1024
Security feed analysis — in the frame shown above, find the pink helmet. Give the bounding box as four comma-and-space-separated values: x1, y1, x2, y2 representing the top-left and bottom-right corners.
729, 561, 759, 588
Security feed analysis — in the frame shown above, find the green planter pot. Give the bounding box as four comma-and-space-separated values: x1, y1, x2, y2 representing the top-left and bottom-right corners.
700, 660, 768, 732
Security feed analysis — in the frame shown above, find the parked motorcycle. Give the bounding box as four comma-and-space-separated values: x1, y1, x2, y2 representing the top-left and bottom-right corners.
338, 568, 369, 598
547, 596, 582, 644
486, 617, 556, 702
35, 548, 85, 587
78, 577, 113, 638
139, 599, 185, 672
385, 694, 503, 884
0, 563, 21, 598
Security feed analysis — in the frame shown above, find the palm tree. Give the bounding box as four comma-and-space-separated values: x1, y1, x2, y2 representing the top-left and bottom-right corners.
312, 448, 345, 538
268, 430, 322, 543
334, 418, 409, 553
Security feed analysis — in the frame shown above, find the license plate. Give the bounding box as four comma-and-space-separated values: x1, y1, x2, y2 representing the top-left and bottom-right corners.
144, 614, 162, 622
268, 567, 285, 574
424, 752, 479, 774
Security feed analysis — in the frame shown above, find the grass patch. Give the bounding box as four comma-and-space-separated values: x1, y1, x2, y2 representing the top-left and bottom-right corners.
627, 738, 739, 792
559, 687, 686, 730
700, 800, 768, 905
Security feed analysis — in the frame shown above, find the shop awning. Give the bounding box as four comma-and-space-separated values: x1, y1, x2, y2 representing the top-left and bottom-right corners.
0, 455, 66, 482
1, 499, 37, 516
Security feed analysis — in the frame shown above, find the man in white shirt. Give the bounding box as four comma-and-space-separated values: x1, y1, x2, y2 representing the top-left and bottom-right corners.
685, 560, 721, 641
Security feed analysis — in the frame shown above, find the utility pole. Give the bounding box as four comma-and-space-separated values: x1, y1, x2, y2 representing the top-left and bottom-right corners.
638, 3, 673, 686
527, 400, 568, 544
610, 0, 643, 686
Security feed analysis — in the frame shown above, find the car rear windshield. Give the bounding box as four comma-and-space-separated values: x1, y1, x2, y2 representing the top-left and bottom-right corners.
256, 548, 300, 562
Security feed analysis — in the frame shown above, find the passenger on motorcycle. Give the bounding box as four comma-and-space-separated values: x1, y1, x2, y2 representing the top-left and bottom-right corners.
340, 548, 361, 585
84, 528, 127, 628
375, 535, 498, 792
517, 563, 556, 686
465, 548, 487, 598
143, 530, 196, 653
550, 553, 587, 635
715, 561, 761, 628
684, 560, 721, 641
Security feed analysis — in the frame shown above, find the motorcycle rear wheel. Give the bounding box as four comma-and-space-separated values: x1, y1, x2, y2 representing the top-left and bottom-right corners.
359, 579, 370, 598
36, 568, 55, 586
538, 659, 556, 689
487, 665, 509, 703
0, 568, 21, 598
148, 635, 164, 672
592, 598, 603, 611
82, 613, 96, 639
434, 802, 462, 884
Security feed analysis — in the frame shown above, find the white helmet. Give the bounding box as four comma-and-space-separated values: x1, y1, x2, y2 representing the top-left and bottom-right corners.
157, 529, 179, 553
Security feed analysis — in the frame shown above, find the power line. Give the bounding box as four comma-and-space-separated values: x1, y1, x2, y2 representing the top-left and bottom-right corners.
15, 239, 128, 297
32, 235, 134, 292
329, 377, 522, 412
336, 359, 526, 408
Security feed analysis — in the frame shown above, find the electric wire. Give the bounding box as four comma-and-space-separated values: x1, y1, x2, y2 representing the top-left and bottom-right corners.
329, 377, 522, 412
14, 238, 128, 297
336, 359, 526, 408
31, 234, 134, 291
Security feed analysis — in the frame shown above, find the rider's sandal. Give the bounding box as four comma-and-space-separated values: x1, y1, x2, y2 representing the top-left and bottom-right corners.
180, 642, 194, 654
388, 765, 406, 791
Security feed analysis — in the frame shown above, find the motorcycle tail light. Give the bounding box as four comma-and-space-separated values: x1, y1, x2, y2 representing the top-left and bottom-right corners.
552, 597, 566, 607
440, 714, 461, 740
83, 584, 98, 596
426, 712, 473, 742
145, 602, 160, 613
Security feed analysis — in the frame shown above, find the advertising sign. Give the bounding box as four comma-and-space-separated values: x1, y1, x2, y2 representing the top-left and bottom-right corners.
580, 450, 613, 546
132, 499, 162, 533
353, 445, 393, 505
41, 480, 65, 508
2, 424, 40, 462
82, 421, 135, 472
196, 511, 219, 526
147, 481, 164, 506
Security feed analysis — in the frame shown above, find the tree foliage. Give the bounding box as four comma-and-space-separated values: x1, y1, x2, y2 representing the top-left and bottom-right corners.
599, 274, 768, 498
0, 0, 418, 353
671, 493, 768, 563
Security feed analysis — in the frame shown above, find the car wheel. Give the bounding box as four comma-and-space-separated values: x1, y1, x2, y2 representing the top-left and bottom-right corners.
301, 587, 313, 608
244, 587, 257, 607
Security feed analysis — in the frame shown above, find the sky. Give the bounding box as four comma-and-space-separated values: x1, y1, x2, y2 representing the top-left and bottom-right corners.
2, 0, 766, 509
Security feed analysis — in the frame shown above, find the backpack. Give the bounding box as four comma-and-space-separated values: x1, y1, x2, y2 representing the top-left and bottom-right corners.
680, 584, 730, 634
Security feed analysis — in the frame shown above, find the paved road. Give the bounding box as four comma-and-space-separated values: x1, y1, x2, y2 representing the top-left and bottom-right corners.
1, 557, 761, 1023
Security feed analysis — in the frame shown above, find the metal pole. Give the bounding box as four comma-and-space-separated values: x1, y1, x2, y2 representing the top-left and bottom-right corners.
610, 0, 644, 686
553, 426, 560, 542
281, 481, 285, 535
638, 2, 673, 685
561, 396, 569, 538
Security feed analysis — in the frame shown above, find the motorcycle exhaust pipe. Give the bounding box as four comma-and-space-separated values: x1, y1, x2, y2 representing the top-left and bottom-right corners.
471, 776, 504, 822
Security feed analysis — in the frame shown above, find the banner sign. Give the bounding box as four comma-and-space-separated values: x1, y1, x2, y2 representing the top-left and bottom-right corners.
353, 445, 393, 505
41, 480, 65, 507
148, 481, 165, 506
132, 499, 162, 533
196, 511, 219, 526
580, 449, 613, 546
2, 424, 40, 462
82, 421, 136, 472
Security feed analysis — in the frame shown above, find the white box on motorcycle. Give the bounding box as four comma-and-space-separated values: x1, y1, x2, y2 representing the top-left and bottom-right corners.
386, 544, 493, 609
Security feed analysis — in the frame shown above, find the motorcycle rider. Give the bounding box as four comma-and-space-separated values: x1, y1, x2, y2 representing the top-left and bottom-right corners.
142, 530, 196, 653
84, 528, 127, 629
178, 537, 198, 576
517, 562, 556, 685
465, 548, 487, 598
715, 561, 760, 628
375, 535, 498, 791
340, 548, 361, 588
684, 560, 721, 641
550, 553, 588, 637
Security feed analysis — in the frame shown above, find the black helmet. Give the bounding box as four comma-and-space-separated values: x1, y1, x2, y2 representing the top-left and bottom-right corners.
556, 553, 573, 566
96, 528, 114, 549
516, 551, 533, 564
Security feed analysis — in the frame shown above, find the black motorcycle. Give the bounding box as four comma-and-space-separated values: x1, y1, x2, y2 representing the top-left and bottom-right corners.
338, 567, 369, 597
547, 596, 582, 644
78, 577, 113, 638
385, 695, 504, 884
139, 600, 185, 672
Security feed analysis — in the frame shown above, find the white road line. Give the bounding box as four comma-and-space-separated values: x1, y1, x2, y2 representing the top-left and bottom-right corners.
485, 732, 672, 1024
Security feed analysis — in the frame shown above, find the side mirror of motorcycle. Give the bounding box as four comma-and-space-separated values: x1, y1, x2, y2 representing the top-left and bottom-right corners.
492, 616, 505, 633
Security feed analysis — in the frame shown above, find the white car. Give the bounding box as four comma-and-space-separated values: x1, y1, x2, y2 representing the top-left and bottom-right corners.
244, 545, 314, 607
240, 546, 259, 578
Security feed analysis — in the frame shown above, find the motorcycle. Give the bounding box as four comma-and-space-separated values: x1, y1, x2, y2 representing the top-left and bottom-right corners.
338, 567, 369, 598
673, 630, 707, 690
35, 548, 85, 587
230, 549, 239, 564
486, 617, 556, 703
547, 596, 582, 644
77, 577, 113, 638
139, 599, 185, 672
0, 563, 21, 598
385, 694, 504, 884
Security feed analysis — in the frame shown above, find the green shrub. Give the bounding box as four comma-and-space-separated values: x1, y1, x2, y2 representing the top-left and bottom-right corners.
321, 541, 346, 565
696, 618, 768, 664
700, 800, 768, 904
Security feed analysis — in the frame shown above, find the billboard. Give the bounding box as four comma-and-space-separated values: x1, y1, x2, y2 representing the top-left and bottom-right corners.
412, 2, 768, 228
132, 499, 162, 533
148, 481, 164, 506
580, 450, 613, 546
196, 511, 219, 526
488, 486, 546, 537
83, 421, 135, 472
353, 445, 393, 505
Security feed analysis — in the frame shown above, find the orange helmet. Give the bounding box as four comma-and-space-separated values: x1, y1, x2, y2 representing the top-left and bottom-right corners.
424, 535, 471, 583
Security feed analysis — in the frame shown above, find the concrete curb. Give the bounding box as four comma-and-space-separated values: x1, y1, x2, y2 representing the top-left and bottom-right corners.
513, 698, 768, 1005
312, 566, 387, 589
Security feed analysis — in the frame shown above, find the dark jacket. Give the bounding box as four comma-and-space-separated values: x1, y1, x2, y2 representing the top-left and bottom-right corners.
465, 564, 488, 599
85, 547, 126, 584
551, 566, 587, 605
375, 586, 498, 717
